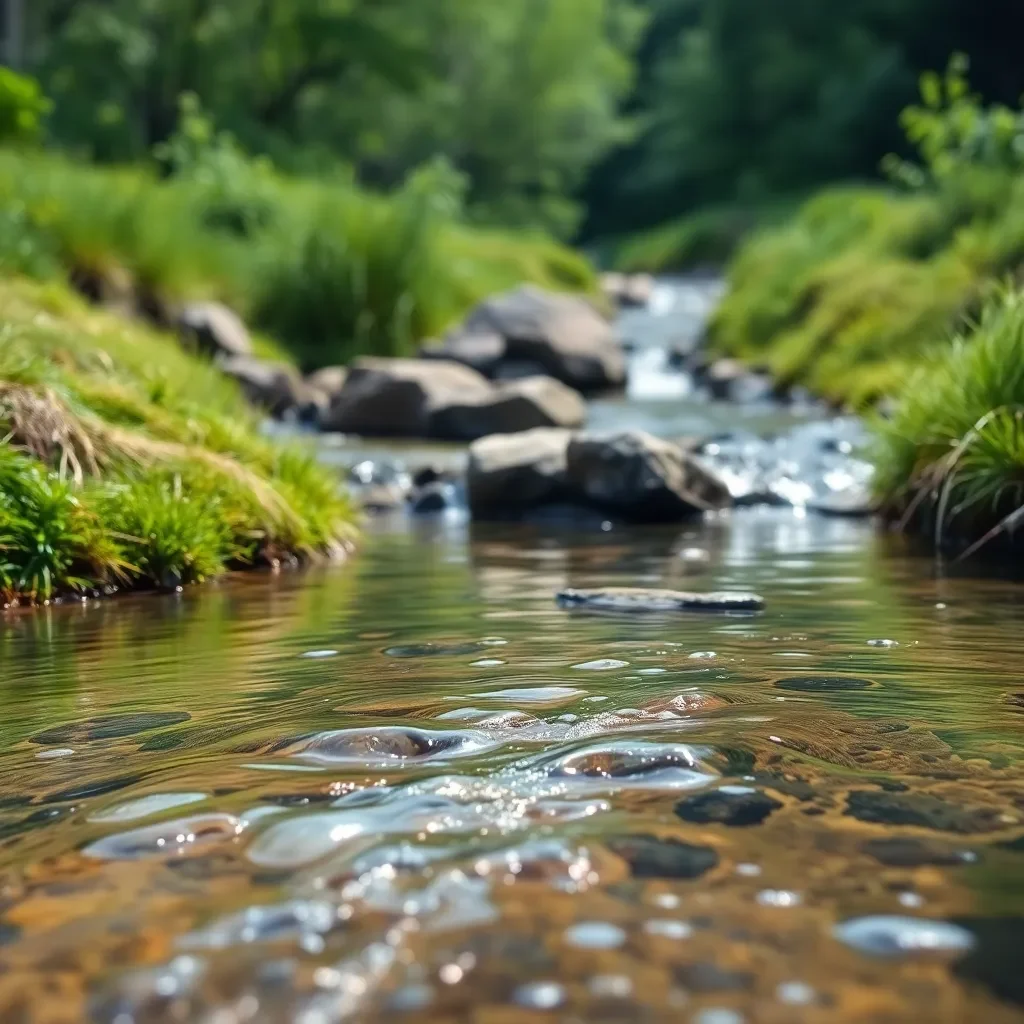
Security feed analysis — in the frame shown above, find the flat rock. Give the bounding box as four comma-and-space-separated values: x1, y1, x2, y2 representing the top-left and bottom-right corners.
607, 834, 719, 879
861, 837, 979, 867
556, 587, 764, 612
467, 428, 573, 518
675, 787, 782, 827
218, 355, 305, 416
845, 790, 1007, 834
177, 302, 253, 358
420, 332, 506, 376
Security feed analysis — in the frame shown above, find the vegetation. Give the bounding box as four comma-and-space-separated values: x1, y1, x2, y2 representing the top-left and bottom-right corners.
874, 291, 1024, 555
0, 278, 356, 604
708, 60, 1024, 407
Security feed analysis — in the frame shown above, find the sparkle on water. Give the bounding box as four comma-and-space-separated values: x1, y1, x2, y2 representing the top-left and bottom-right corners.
1, 281, 1023, 1022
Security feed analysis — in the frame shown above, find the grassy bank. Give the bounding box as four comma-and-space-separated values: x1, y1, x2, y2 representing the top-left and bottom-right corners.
0, 148, 598, 371
0, 277, 356, 605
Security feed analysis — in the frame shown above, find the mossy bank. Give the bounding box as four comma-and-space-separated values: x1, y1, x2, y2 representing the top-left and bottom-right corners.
0, 277, 357, 606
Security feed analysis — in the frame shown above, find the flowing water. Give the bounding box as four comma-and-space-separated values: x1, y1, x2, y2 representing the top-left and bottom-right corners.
1, 282, 1023, 1023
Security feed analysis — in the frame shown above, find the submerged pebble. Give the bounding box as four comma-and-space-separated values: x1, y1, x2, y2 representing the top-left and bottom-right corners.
676, 788, 781, 827
608, 834, 719, 880
834, 916, 975, 957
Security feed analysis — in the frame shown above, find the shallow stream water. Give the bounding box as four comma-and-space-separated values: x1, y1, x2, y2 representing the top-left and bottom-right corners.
1, 282, 1023, 1023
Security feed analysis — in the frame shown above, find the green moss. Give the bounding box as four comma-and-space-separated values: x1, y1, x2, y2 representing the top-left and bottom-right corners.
0, 278, 356, 604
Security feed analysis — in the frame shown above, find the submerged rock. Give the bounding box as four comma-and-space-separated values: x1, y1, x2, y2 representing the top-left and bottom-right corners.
860, 837, 979, 868
459, 285, 626, 393
675, 787, 782, 827
420, 331, 506, 376
557, 587, 764, 612
608, 834, 719, 879
834, 916, 975, 958
844, 790, 1006, 834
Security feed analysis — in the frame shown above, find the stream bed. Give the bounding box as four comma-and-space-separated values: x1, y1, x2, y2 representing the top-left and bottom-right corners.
0, 281, 1023, 1023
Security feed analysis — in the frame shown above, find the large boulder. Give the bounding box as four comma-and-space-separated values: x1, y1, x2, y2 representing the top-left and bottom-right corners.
419, 332, 506, 377
321, 358, 492, 436
467, 428, 573, 518
430, 376, 586, 441
467, 428, 731, 522
178, 303, 253, 359
460, 286, 626, 394
566, 430, 731, 521
306, 366, 348, 400
218, 356, 304, 416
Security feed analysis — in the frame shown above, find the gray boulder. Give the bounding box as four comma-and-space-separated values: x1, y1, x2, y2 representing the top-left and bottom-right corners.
460, 286, 625, 394
321, 358, 492, 436
467, 428, 573, 518
306, 366, 348, 400
431, 376, 586, 441
566, 430, 730, 521
467, 428, 731, 522
419, 332, 506, 377
178, 302, 253, 359
218, 356, 303, 416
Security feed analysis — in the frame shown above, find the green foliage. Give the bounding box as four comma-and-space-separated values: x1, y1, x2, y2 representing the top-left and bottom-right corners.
0, 277, 357, 604
874, 291, 1024, 552
0, 68, 51, 145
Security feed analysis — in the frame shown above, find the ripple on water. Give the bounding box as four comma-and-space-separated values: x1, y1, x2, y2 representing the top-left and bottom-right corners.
774, 676, 875, 692
84, 814, 245, 860
383, 641, 496, 658
467, 686, 585, 707
182, 900, 338, 949
834, 916, 975, 957
88, 792, 208, 824
572, 659, 630, 671
31, 712, 191, 745
543, 741, 715, 792
289, 727, 499, 766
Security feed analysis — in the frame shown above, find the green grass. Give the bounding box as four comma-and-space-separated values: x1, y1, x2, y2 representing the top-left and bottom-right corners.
0, 277, 356, 604
0, 147, 600, 371
707, 172, 1024, 407
873, 290, 1024, 554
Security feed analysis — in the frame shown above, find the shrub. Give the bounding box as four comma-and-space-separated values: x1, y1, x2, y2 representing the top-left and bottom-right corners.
0, 69, 51, 145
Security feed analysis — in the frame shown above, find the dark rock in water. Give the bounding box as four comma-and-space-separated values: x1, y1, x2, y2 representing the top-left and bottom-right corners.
861, 837, 979, 867
673, 962, 754, 993
31, 712, 191, 746
0, 805, 77, 841
467, 428, 572, 518
607, 834, 719, 879
557, 587, 764, 613
322, 357, 492, 437
774, 676, 875, 692
459, 285, 626, 393
675, 787, 781, 827
383, 641, 491, 658
430, 376, 586, 441
217, 355, 305, 417
468, 428, 732, 523
953, 917, 1024, 1007
177, 302, 252, 358
409, 482, 450, 514
412, 465, 446, 488
566, 430, 732, 522
845, 790, 1006, 834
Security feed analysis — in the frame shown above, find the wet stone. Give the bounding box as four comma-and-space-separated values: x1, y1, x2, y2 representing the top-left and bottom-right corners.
608, 835, 719, 880
31, 712, 191, 745
291, 727, 498, 765
547, 742, 714, 791
674, 962, 754, 993
833, 915, 975, 958
774, 676, 875, 692
83, 813, 244, 860
676, 788, 782, 827
557, 587, 764, 613
845, 790, 1006, 834
861, 837, 979, 867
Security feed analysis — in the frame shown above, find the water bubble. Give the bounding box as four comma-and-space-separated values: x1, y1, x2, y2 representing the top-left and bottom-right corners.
301, 650, 338, 659
834, 916, 975, 957
644, 920, 693, 940
776, 981, 816, 1006
564, 921, 626, 949
735, 863, 762, 877
513, 981, 566, 1010
589, 974, 634, 998
899, 892, 925, 909
756, 889, 801, 908
866, 639, 899, 648
572, 659, 630, 671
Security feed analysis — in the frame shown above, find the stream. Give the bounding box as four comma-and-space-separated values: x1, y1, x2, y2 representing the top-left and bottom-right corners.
0, 280, 1022, 1023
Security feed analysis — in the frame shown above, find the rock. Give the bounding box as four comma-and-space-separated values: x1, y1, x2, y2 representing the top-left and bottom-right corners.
420, 332, 506, 377
705, 358, 748, 400
321, 358, 492, 436
565, 430, 731, 521
218, 356, 305, 416
178, 302, 253, 359
430, 376, 586, 441
460, 286, 625, 394
675, 787, 782, 827
844, 791, 1006, 834
556, 587, 764, 612
467, 428, 572, 518
409, 482, 450, 514
305, 366, 348, 400
861, 838, 978, 868
600, 273, 655, 309
607, 834, 719, 879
